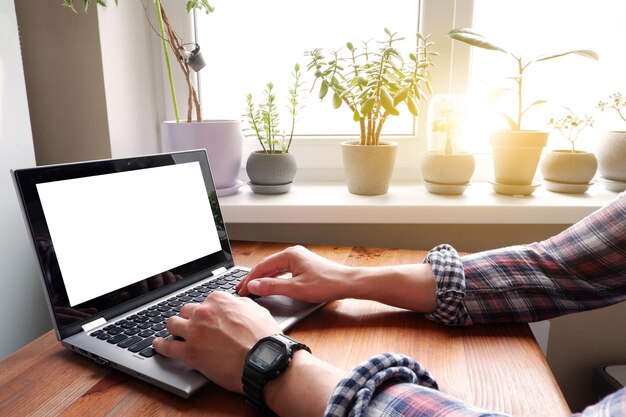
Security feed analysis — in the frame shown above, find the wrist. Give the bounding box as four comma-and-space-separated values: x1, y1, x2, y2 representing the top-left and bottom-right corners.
264, 350, 346, 417
349, 264, 437, 312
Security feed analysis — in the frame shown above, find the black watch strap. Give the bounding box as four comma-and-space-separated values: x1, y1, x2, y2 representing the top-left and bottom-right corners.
242, 334, 310, 416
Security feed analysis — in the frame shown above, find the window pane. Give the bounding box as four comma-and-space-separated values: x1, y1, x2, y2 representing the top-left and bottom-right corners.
196, 0, 420, 136
467, 0, 626, 152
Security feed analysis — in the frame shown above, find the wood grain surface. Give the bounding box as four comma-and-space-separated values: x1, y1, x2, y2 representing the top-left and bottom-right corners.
0, 241, 570, 417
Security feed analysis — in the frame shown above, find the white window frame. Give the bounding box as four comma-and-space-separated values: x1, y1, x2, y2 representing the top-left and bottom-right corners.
162, 0, 480, 182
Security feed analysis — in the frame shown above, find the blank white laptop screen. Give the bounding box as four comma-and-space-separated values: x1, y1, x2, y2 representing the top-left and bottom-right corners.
36, 161, 221, 307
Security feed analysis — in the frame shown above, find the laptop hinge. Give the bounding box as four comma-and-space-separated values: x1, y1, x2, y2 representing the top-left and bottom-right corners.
82, 317, 107, 332
211, 266, 227, 277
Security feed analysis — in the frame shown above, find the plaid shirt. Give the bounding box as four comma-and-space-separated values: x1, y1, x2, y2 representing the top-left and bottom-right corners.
325, 194, 626, 417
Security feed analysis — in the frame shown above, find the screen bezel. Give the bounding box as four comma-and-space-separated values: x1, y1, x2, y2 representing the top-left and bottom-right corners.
12, 150, 234, 340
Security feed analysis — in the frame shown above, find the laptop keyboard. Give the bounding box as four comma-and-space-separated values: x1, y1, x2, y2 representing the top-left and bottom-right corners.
88, 269, 248, 358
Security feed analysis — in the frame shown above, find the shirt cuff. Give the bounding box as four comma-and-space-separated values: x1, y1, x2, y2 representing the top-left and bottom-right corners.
423, 244, 473, 326
324, 353, 438, 417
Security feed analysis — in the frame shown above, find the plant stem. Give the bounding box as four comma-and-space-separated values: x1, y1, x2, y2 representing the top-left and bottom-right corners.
155, 0, 180, 123
516, 58, 523, 130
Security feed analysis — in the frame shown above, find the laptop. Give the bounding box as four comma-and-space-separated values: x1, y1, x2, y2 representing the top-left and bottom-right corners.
11, 150, 323, 398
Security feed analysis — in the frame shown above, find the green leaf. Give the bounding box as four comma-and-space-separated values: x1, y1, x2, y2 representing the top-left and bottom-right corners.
393, 87, 410, 106
361, 97, 376, 116
501, 113, 518, 130
353, 108, 361, 122
319, 80, 329, 100
447, 28, 511, 55
530, 49, 599, 64
407, 96, 419, 116
332, 91, 342, 109
380, 88, 398, 115
521, 100, 548, 115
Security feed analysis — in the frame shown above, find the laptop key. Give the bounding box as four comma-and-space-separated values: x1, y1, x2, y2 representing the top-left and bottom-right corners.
118, 336, 142, 348
107, 326, 124, 335
139, 347, 157, 358
124, 327, 141, 335
97, 333, 111, 340
107, 334, 128, 344
128, 337, 155, 353
139, 329, 155, 338
90, 330, 103, 337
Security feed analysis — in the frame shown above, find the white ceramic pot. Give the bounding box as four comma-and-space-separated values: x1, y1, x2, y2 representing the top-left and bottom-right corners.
540, 150, 597, 184
341, 141, 398, 195
595, 131, 626, 182
162, 120, 243, 192
420, 152, 475, 185
490, 130, 548, 186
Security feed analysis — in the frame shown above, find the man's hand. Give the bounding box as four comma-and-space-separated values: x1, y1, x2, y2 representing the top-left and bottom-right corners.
153, 291, 281, 394
236, 245, 355, 302
237, 245, 438, 314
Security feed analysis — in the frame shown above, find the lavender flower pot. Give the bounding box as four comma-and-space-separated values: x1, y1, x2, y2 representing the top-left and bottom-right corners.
162, 120, 243, 194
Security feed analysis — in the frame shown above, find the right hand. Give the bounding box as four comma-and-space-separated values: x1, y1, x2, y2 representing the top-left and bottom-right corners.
236, 245, 355, 302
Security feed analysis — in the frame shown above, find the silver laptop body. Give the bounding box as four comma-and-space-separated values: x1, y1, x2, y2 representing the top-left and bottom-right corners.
12, 150, 322, 398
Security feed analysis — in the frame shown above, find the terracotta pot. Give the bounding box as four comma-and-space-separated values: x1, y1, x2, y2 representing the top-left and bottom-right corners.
246, 151, 297, 186
162, 120, 243, 192
540, 150, 597, 184
420, 152, 475, 185
341, 141, 398, 195
490, 130, 548, 185
595, 130, 626, 182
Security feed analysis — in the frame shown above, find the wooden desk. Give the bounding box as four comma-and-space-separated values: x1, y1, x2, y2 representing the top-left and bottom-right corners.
0, 242, 570, 416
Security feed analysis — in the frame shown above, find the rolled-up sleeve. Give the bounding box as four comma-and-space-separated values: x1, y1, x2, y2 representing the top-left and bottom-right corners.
423, 194, 626, 325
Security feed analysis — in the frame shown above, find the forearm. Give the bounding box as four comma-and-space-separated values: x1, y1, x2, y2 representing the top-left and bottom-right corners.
264, 351, 346, 417
462, 194, 626, 323
346, 264, 437, 313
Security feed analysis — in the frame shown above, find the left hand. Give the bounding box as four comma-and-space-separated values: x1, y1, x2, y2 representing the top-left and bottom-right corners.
153, 291, 281, 394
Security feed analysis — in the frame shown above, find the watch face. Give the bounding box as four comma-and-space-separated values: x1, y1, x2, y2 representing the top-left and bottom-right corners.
249, 340, 285, 370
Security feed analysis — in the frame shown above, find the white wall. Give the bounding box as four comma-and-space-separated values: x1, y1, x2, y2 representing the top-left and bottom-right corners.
97, 2, 160, 157
0, 0, 51, 359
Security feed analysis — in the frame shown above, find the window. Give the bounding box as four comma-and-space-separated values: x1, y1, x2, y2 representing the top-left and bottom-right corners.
465, 0, 626, 152
195, 0, 421, 136
189, 0, 625, 181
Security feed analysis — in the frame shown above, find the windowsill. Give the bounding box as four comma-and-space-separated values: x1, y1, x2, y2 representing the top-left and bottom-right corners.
219, 181, 620, 225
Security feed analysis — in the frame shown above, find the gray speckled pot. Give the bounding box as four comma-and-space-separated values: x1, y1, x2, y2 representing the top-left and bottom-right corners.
246, 151, 297, 185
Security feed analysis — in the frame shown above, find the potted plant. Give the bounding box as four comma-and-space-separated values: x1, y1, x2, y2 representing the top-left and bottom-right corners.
307, 28, 435, 195
596, 92, 626, 192
448, 28, 598, 196
243, 64, 304, 194
65, 0, 244, 196
540, 109, 597, 193
420, 93, 475, 195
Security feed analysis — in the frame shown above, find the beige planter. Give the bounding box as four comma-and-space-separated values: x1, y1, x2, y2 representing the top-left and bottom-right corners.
420, 152, 475, 184
596, 131, 626, 182
540, 150, 597, 184
490, 130, 549, 186
341, 141, 398, 195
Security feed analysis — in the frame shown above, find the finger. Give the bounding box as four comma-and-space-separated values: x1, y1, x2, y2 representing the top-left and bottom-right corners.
152, 337, 186, 361
247, 278, 296, 297
179, 302, 200, 319
166, 315, 189, 339
237, 251, 296, 294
